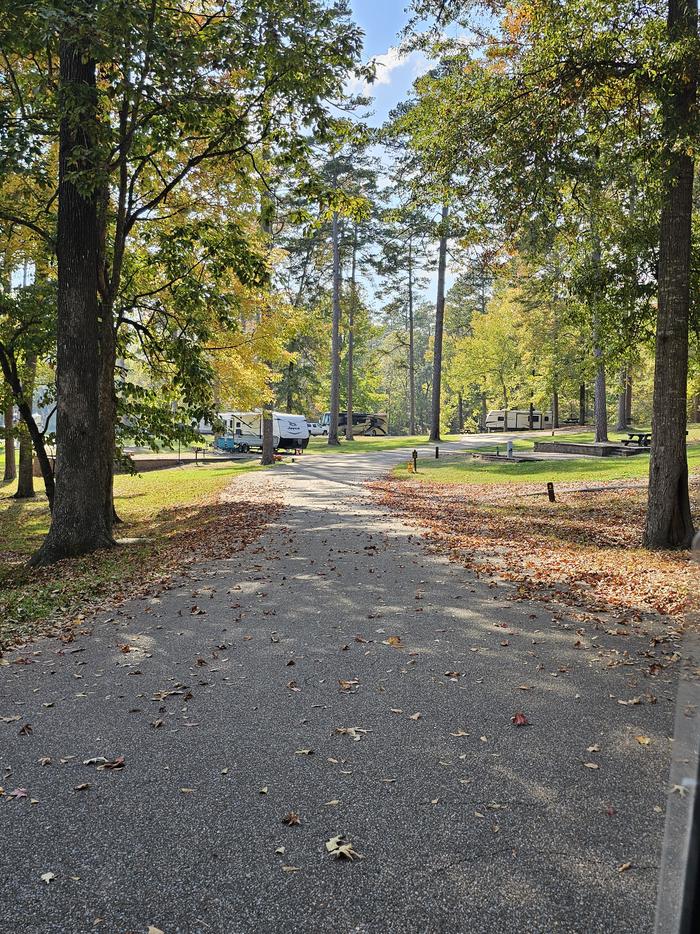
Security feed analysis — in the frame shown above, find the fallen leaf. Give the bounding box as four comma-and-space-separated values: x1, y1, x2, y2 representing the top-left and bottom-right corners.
335, 727, 370, 742
635, 735, 651, 746
294, 749, 313, 756
40, 872, 55, 884
18, 724, 32, 736
584, 762, 600, 770
73, 783, 91, 792
617, 862, 632, 873
260, 786, 269, 795
511, 712, 529, 727
282, 865, 300, 872
38, 757, 52, 767
409, 712, 421, 721
7, 788, 28, 799
325, 834, 362, 860
587, 744, 601, 753
282, 811, 301, 826
382, 636, 402, 648
338, 679, 359, 691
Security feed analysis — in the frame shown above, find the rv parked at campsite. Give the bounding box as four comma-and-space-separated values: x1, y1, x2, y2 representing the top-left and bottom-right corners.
204, 411, 310, 452
319, 411, 388, 436
485, 409, 553, 431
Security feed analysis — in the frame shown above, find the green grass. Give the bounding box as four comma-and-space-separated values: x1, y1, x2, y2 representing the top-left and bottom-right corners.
397, 441, 700, 485
0, 460, 262, 646
305, 433, 462, 455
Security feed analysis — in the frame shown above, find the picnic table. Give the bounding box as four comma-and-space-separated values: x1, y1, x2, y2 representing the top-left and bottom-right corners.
621, 431, 651, 447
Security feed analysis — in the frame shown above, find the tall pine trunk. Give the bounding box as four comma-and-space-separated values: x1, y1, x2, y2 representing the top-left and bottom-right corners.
31, 30, 112, 565
626, 373, 633, 424
429, 204, 449, 443
345, 224, 357, 442
328, 211, 342, 446
408, 238, 416, 435
645, 0, 696, 549
615, 368, 628, 432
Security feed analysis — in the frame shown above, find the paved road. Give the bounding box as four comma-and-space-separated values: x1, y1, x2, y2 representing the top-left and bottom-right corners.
1, 443, 678, 934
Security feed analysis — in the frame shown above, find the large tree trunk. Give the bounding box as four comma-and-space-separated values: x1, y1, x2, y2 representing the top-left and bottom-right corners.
261, 409, 274, 465
590, 210, 608, 442
14, 354, 36, 499
552, 390, 559, 429
328, 211, 342, 446
31, 34, 112, 565
615, 368, 628, 432
2, 397, 15, 483
626, 373, 633, 425
480, 392, 487, 432
578, 382, 586, 425
408, 238, 416, 435
645, 0, 696, 549
345, 223, 357, 441
429, 204, 449, 443
593, 358, 608, 442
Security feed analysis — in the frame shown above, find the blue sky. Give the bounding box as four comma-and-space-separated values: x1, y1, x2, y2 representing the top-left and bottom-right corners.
348, 0, 430, 126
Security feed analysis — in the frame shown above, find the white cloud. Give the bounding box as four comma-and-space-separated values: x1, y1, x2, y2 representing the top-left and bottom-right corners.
346, 46, 431, 96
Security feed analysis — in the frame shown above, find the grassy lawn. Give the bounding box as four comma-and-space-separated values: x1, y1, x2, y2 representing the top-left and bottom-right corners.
398, 433, 700, 485
305, 433, 461, 455
0, 460, 267, 649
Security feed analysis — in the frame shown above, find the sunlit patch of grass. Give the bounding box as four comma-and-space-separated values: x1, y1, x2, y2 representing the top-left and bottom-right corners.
394, 443, 700, 485
0, 461, 265, 648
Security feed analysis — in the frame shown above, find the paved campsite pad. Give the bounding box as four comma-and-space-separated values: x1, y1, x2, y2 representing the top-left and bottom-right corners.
0, 445, 679, 933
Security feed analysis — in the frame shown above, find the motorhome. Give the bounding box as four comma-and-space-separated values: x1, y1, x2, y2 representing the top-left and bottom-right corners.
485, 409, 553, 431
319, 411, 388, 436
208, 411, 310, 452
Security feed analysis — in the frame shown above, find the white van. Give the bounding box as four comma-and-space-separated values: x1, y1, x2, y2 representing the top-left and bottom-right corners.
485, 409, 552, 431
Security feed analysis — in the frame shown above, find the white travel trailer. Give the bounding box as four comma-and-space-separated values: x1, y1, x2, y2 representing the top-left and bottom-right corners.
485, 409, 553, 432
210, 411, 310, 452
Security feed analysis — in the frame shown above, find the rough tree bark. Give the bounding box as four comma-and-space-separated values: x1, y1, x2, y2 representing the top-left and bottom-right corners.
429, 204, 449, 443
327, 211, 342, 446
579, 382, 586, 425
645, 0, 697, 549
552, 390, 559, 429
31, 30, 112, 565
